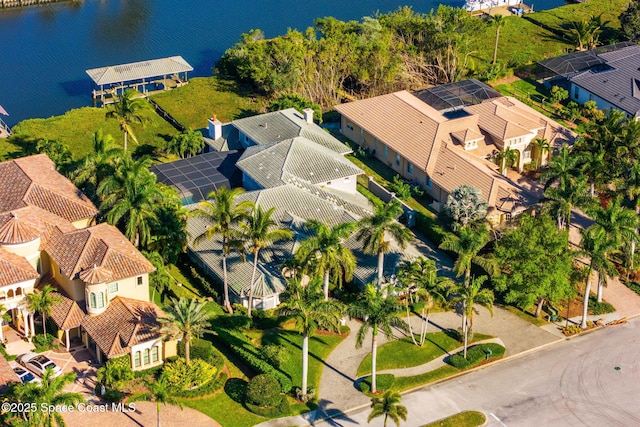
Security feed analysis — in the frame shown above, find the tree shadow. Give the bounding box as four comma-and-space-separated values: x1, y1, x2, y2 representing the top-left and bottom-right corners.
224, 377, 248, 404
311, 398, 358, 426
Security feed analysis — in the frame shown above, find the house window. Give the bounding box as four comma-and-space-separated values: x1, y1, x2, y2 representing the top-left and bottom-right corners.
383, 146, 388, 158
143, 349, 150, 365
346, 123, 354, 131
151, 346, 159, 363
425, 175, 432, 188
134, 351, 141, 368
97, 292, 104, 309
407, 164, 414, 175
396, 154, 401, 166
573, 86, 580, 100
109, 282, 118, 293
137, 276, 143, 286
90, 293, 96, 309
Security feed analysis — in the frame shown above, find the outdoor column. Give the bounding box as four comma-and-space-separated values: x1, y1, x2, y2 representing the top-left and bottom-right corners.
20, 309, 29, 339
65, 329, 70, 350
29, 313, 35, 338
0, 319, 4, 344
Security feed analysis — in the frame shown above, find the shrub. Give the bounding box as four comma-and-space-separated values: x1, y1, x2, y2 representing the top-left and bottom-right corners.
588, 297, 615, 315
414, 210, 446, 246
550, 86, 569, 104
245, 374, 282, 407
33, 333, 58, 353
357, 374, 395, 393
175, 372, 228, 398
102, 389, 125, 403
163, 358, 217, 391
178, 338, 213, 363
245, 395, 290, 417
260, 344, 288, 368
561, 321, 594, 336
447, 343, 505, 370
0, 345, 16, 361
96, 359, 134, 391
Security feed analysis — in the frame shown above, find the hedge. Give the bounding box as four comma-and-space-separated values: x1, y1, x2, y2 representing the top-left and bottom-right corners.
245, 395, 290, 418
447, 343, 505, 370
213, 328, 292, 392
413, 210, 446, 246
0, 345, 16, 361
174, 372, 228, 399
178, 338, 225, 371
357, 374, 395, 393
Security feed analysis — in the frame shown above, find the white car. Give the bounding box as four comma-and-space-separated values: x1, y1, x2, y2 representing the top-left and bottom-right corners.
12, 366, 40, 384
18, 353, 62, 378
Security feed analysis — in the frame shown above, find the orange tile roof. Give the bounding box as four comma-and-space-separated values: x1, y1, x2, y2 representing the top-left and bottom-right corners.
45, 223, 155, 282
0, 247, 39, 287
0, 213, 40, 244
0, 205, 76, 249
0, 353, 19, 390
82, 297, 165, 358
46, 284, 86, 330
0, 154, 98, 222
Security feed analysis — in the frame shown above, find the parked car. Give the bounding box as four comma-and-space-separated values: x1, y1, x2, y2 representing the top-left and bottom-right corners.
18, 352, 62, 378
12, 366, 40, 384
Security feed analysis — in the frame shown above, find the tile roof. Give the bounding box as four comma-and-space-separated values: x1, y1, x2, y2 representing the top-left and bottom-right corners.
0, 353, 19, 390
0, 213, 40, 244
237, 137, 362, 189
45, 223, 155, 282
0, 154, 98, 222
0, 246, 39, 287
0, 205, 76, 249
464, 98, 544, 141
43, 276, 86, 330
82, 296, 164, 358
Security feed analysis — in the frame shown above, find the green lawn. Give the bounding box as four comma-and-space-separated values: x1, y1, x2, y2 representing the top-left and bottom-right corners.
4, 106, 177, 160
422, 410, 486, 427
357, 333, 461, 376
393, 365, 460, 391
150, 76, 267, 129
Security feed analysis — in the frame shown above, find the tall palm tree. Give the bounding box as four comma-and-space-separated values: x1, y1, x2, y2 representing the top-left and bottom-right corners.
356, 200, 412, 290
25, 284, 60, 337
495, 146, 518, 175
129, 374, 183, 427
577, 147, 607, 196
295, 220, 357, 300
438, 225, 496, 288
368, 389, 408, 427
541, 143, 581, 191
190, 187, 253, 312
166, 128, 205, 159
71, 129, 123, 201
588, 195, 638, 265
105, 89, 149, 152
348, 284, 408, 394
579, 226, 617, 328
491, 15, 506, 65
543, 176, 594, 231
239, 206, 293, 318
7, 368, 84, 427
448, 275, 494, 358
157, 297, 213, 366
277, 278, 344, 401
98, 155, 163, 248
531, 137, 550, 169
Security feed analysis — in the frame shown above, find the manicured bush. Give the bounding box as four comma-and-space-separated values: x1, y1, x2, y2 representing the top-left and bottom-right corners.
178, 337, 221, 367
163, 357, 217, 391
33, 333, 58, 353
260, 344, 288, 368
357, 374, 395, 393
447, 343, 505, 370
175, 372, 228, 398
213, 328, 292, 392
245, 395, 291, 417
588, 297, 615, 315
245, 374, 282, 407
414, 210, 446, 246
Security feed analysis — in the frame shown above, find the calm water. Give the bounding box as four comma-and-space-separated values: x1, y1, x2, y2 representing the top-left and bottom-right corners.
0, 0, 565, 126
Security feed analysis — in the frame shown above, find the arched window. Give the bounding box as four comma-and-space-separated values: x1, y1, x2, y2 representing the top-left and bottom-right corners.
97, 292, 104, 308
134, 351, 141, 368
15, 288, 22, 296
7, 290, 14, 299
90, 293, 96, 309
151, 346, 159, 363
143, 349, 150, 365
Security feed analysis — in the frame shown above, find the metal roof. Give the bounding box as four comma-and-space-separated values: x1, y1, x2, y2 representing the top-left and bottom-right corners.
86, 56, 193, 86
537, 42, 635, 77
413, 79, 502, 111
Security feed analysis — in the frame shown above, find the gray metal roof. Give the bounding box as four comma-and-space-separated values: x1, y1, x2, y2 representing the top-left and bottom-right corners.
236, 137, 363, 189
86, 56, 193, 86
413, 79, 502, 111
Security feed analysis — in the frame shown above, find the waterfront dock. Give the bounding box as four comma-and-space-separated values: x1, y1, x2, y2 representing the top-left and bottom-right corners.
1, 0, 64, 8
469, 3, 533, 17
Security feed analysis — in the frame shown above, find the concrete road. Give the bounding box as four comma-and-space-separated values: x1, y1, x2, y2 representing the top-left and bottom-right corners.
321, 318, 640, 427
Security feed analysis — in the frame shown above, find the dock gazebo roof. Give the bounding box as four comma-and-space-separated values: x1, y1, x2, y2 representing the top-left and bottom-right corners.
86, 56, 193, 86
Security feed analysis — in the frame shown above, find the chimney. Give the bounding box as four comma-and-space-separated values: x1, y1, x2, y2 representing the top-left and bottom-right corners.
303, 108, 314, 124
208, 114, 222, 140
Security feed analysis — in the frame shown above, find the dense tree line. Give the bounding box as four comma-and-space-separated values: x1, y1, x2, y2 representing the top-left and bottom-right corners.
217, 6, 481, 109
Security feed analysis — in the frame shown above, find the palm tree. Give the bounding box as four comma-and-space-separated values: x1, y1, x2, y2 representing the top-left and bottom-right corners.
576, 147, 607, 196
71, 129, 123, 201
157, 297, 213, 366
542, 175, 593, 231
190, 187, 253, 312
166, 129, 205, 159
531, 137, 550, 169
239, 206, 293, 318
541, 143, 581, 191
7, 368, 84, 427
348, 283, 408, 394
98, 155, 163, 248
295, 220, 357, 300
448, 275, 494, 358
491, 15, 506, 65
25, 284, 60, 337
579, 226, 617, 327
368, 389, 408, 427
495, 146, 518, 175
277, 278, 344, 401
438, 225, 496, 288
129, 374, 182, 427
105, 89, 149, 151
356, 200, 412, 290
